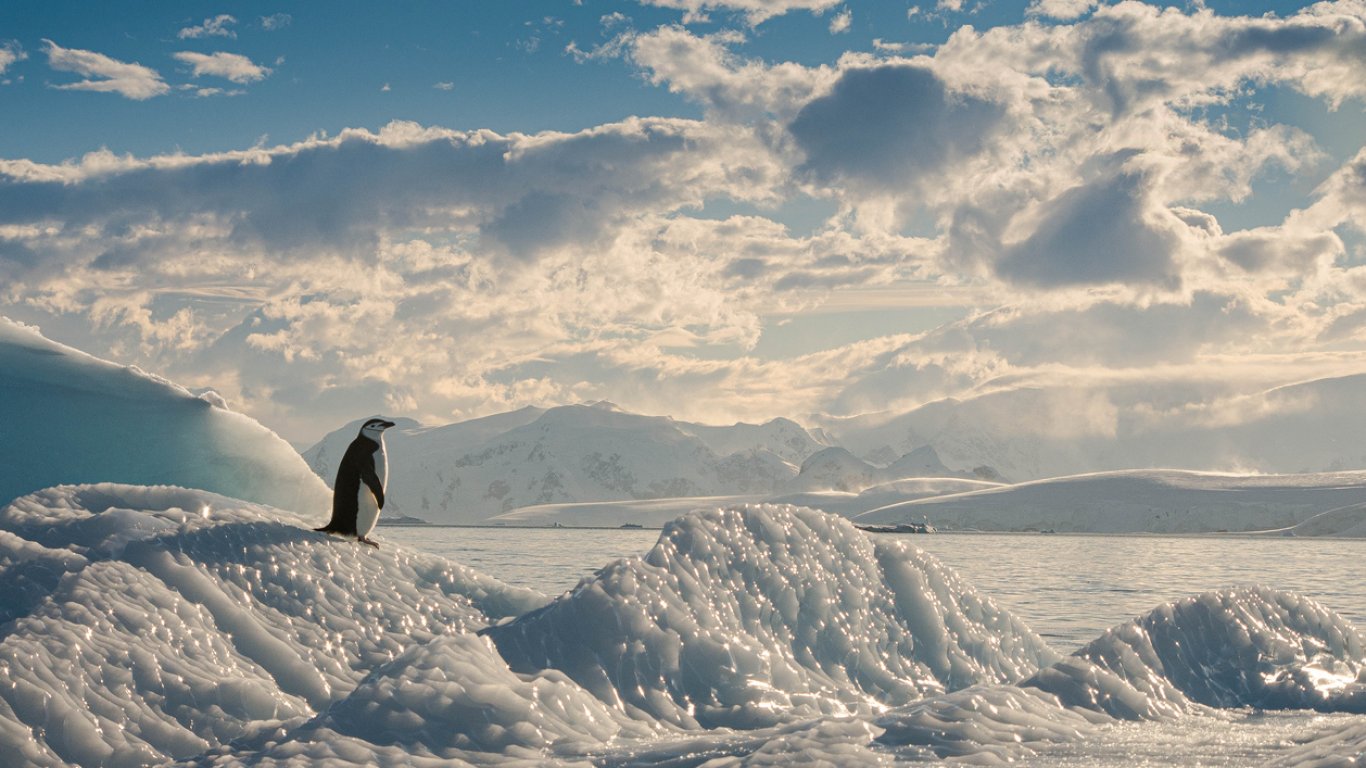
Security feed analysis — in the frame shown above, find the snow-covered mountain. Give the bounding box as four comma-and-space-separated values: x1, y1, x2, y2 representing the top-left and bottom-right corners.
823, 376, 1366, 482
0, 318, 330, 514
857, 469, 1366, 535
302, 402, 833, 524
783, 444, 995, 493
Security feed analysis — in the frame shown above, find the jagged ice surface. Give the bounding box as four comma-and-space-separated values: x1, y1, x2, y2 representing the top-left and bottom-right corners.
0, 489, 1363, 767
487, 505, 1057, 729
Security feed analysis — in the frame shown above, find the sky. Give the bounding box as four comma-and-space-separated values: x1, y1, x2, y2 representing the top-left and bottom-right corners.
2, 0, 1366, 446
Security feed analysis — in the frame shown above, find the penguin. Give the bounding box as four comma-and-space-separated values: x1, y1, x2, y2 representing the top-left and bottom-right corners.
315, 418, 396, 547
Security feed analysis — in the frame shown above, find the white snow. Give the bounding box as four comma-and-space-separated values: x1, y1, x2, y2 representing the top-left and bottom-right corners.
1, 484, 1362, 766
857, 469, 1366, 535
0, 318, 330, 515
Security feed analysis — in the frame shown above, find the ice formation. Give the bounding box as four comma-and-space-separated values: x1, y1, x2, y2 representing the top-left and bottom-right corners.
1, 487, 1363, 767
0, 318, 330, 514
1030, 587, 1366, 716
0, 484, 543, 766
488, 505, 1057, 729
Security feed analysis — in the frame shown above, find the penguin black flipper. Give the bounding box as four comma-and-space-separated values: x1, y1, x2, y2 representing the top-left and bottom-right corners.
359, 460, 384, 510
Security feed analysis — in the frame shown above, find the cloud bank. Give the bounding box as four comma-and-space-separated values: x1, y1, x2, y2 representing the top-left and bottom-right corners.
6, 2, 1366, 444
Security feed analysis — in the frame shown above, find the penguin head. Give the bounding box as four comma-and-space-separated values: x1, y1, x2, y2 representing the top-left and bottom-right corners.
359, 418, 396, 439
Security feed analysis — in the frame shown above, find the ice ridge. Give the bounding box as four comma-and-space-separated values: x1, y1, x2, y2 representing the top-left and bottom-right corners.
486, 503, 1059, 729
0, 484, 544, 767
1027, 586, 1366, 717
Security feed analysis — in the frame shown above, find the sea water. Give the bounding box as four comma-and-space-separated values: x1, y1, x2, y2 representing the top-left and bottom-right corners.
383, 526, 1366, 653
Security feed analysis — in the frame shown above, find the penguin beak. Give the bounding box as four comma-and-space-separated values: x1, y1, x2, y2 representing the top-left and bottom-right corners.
380, 420, 396, 429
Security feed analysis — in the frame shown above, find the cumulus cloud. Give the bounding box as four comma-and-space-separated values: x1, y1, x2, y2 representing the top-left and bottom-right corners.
994, 169, 1189, 289
178, 14, 237, 39
1027, 0, 1097, 19
42, 40, 168, 100
789, 63, 1006, 193
637, 0, 843, 25
173, 51, 272, 84
828, 8, 851, 34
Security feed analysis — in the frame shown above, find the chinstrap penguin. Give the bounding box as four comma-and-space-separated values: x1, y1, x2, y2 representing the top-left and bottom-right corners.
315, 418, 395, 547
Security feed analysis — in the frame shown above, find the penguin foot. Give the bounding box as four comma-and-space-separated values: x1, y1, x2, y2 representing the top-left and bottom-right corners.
358, 536, 379, 548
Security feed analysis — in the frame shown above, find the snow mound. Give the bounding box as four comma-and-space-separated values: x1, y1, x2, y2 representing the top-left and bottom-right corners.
1030, 587, 1366, 717
316, 633, 657, 754
0, 484, 544, 766
872, 587, 1366, 762
0, 318, 330, 514
486, 503, 1059, 729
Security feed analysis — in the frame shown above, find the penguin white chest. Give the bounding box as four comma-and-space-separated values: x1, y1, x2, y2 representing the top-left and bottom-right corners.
355, 444, 387, 538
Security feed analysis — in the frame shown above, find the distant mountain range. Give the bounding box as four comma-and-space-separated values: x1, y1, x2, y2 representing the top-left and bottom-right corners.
819, 374, 1366, 482
302, 372, 1366, 525
302, 402, 992, 524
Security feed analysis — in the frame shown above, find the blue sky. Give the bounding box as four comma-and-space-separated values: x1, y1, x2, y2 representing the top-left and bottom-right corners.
3, 0, 1365, 444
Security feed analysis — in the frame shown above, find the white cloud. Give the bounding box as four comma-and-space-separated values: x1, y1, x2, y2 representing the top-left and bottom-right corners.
261, 13, 292, 31
173, 51, 272, 84
0, 42, 25, 76
828, 8, 851, 34
433, 81, 455, 91
1026, 0, 1097, 19
637, 0, 843, 25
42, 39, 168, 100
178, 14, 237, 39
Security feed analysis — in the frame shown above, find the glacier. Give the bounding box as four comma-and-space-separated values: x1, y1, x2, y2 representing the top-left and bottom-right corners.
0, 487, 1362, 767
0, 318, 330, 515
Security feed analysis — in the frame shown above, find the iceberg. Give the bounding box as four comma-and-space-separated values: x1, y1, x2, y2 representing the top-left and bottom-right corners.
0, 318, 330, 515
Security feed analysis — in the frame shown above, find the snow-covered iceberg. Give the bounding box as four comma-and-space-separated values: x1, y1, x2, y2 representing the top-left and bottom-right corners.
0, 318, 330, 514
1, 485, 1363, 767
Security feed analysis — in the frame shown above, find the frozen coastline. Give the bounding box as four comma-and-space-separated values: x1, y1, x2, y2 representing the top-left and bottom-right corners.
0, 487, 1361, 766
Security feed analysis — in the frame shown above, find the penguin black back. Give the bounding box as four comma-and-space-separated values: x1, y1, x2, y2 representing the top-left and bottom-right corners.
315, 418, 394, 538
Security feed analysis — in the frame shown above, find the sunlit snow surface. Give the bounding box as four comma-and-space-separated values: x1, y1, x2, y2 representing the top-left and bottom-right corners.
1, 488, 1362, 767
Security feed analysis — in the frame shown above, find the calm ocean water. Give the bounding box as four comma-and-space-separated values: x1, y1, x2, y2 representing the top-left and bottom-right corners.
382, 526, 1366, 652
